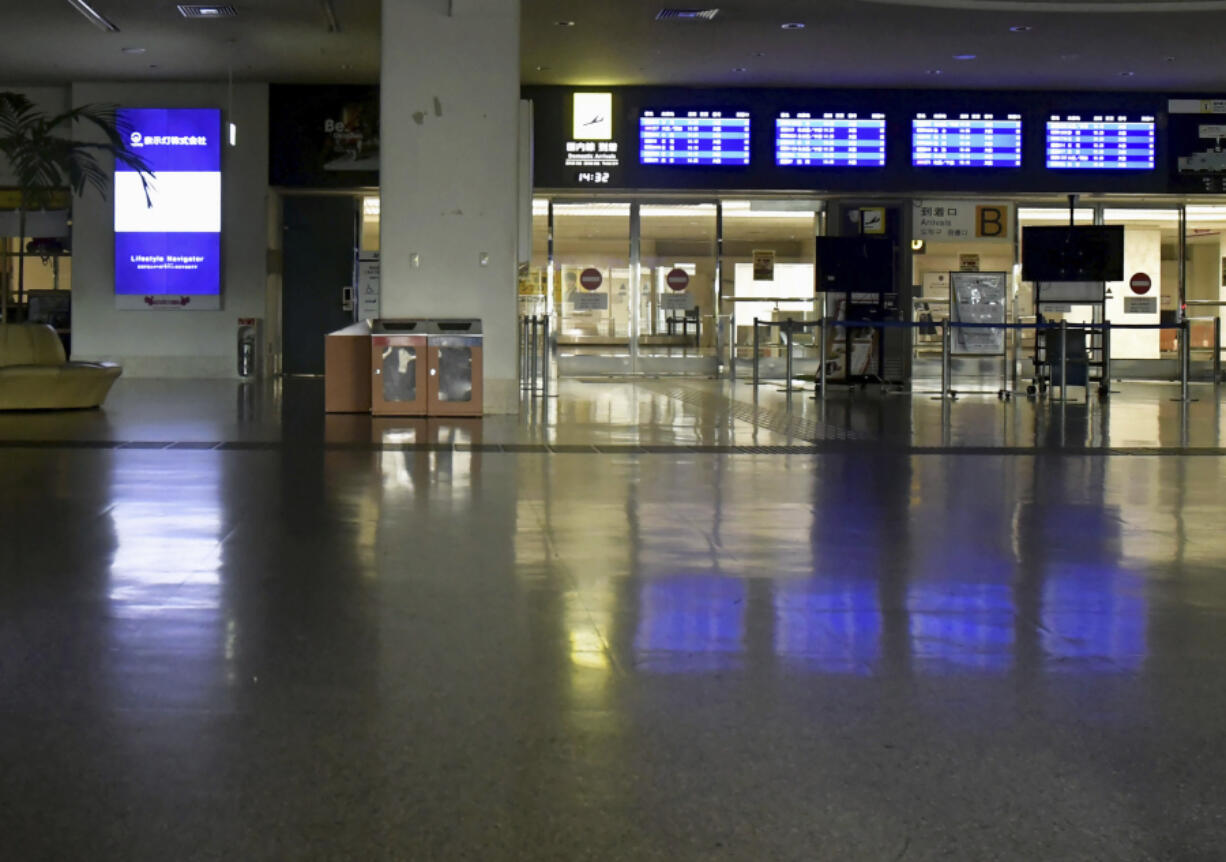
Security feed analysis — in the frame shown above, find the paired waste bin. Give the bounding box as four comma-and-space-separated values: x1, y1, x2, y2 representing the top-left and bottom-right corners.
369, 319, 483, 416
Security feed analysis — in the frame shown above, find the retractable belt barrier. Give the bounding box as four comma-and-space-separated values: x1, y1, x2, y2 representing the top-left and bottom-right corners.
748, 316, 1219, 403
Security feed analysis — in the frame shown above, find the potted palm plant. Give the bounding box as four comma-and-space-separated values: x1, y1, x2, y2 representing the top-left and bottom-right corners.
0, 91, 153, 323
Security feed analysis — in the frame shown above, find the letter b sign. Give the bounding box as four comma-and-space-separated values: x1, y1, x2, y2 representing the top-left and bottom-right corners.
975, 206, 1008, 239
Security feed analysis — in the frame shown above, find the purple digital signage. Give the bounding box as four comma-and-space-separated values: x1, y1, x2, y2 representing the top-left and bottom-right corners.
114, 108, 221, 310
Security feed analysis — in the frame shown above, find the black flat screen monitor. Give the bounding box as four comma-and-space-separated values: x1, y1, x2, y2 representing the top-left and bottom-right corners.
815, 237, 894, 292
1021, 226, 1125, 282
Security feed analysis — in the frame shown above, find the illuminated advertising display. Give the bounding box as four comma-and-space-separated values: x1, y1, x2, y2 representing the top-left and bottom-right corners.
114, 108, 221, 309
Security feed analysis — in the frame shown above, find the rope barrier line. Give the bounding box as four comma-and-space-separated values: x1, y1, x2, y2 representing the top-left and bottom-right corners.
749, 314, 1218, 399
749, 317, 1183, 331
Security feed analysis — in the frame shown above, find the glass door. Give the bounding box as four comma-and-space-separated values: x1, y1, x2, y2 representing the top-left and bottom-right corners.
552, 202, 634, 375
637, 202, 718, 375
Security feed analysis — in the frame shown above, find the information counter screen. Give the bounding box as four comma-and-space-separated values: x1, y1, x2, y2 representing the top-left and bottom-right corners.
639, 110, 751, 166
1046, 115, 1155, 170
776, 112, 886, 167
912, 113, 1022, 167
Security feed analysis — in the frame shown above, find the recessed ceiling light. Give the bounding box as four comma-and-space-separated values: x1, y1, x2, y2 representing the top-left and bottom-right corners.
1119, 70, 1135, 77
555, 19, 575, 26
1009, 24, 1031, 32
925, 69, 943, 75
656, 8, 720, 21
953, 54, 976, 61
752, 51, 766, 58
1060, 53, 1080, 61
177, 4, 238, 18
535, 65, 550, 71
732, 66, 747, 72
1165, 56, 1177, 62
781, 22, 805, 29
121, 46, 146, 54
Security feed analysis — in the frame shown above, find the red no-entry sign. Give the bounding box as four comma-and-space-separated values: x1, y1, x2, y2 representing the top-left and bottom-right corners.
579, 268, 603, 291
1130, 272, 1152, 295
666, 268, 690, 291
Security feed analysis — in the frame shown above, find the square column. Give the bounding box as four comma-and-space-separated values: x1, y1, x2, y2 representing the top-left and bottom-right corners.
380, 0, 522, 412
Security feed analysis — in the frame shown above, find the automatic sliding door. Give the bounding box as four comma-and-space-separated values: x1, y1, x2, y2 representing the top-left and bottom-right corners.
553, 203, 633, 375
638, 203, 718, 374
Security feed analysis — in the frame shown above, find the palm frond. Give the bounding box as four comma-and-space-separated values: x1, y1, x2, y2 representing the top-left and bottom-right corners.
0, 91, 155, 209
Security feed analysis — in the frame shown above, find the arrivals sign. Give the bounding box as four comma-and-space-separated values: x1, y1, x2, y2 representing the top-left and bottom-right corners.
565, 92, 621, 185
114, 108, 222, 310
912, 200, 1011, 243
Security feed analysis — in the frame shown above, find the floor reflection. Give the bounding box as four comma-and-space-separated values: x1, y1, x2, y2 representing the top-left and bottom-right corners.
527, 451, 1156, 682
633, 576, 747, 673
106, 451, 227, 707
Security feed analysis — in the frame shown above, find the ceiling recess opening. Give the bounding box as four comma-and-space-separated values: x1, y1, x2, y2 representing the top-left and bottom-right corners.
177, 4, 238, 18
656, 8, 720, 20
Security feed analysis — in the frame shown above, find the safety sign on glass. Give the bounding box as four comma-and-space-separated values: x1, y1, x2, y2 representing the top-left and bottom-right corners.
572, 292, 609, 311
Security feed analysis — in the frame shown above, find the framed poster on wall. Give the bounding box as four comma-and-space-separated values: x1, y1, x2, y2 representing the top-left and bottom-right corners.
114, 107, 222, 310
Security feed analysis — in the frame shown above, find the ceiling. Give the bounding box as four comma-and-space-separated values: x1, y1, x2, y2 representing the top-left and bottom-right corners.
2, 1, 1226, 92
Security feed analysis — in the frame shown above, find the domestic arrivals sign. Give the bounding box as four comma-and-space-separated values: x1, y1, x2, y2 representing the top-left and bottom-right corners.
114, 108, 222, 310
565, 92, 621, 185
912, 200, 1011, 243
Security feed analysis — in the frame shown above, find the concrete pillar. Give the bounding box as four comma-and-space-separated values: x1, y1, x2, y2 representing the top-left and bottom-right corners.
380, 0, 522, 412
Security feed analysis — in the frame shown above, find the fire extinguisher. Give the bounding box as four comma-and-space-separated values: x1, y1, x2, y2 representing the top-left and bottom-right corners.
237, 320, 257, 378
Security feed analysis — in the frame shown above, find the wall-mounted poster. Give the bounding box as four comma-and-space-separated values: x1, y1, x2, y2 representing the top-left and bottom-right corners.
950, 271, 1006, 355
114, 107, 221, 310
269, 85, 379, 187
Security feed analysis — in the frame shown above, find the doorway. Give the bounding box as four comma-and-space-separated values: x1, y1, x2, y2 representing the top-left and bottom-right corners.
281, 194, 359, 375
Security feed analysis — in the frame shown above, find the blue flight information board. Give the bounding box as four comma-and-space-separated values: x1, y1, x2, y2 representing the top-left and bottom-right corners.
639, 110, 751, 166
1046, 115, 1156, 170
912, 113, 1023, 167
776, 112, 886, 167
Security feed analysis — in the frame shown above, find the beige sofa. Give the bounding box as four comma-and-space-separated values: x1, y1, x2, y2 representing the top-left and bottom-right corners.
0, 323, 122, 410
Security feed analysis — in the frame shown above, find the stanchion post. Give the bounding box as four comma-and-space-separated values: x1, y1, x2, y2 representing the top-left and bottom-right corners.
1102, 321, 1112, 392
541, 314, 551, 398
752, 317, 760, 388
818, 317, 827, 399
1215, 316, 1222, 386
1060, 319, 1068, 403
784, 318, 794, 396
529, 315, 539, 394
522, 313, 532, 392
1181, 317, 1191, 402
999, 327, 1008, 397
940, 318, 950, 399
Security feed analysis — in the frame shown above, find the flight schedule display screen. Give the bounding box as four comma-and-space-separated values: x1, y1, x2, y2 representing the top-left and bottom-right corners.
776, 112, 886, 167
1046, 115, 1156, 170
912, 113, 1023, 167
639, 110, 751, 166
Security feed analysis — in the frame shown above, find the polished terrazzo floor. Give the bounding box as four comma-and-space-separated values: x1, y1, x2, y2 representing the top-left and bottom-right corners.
2, 378, 1226, 860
